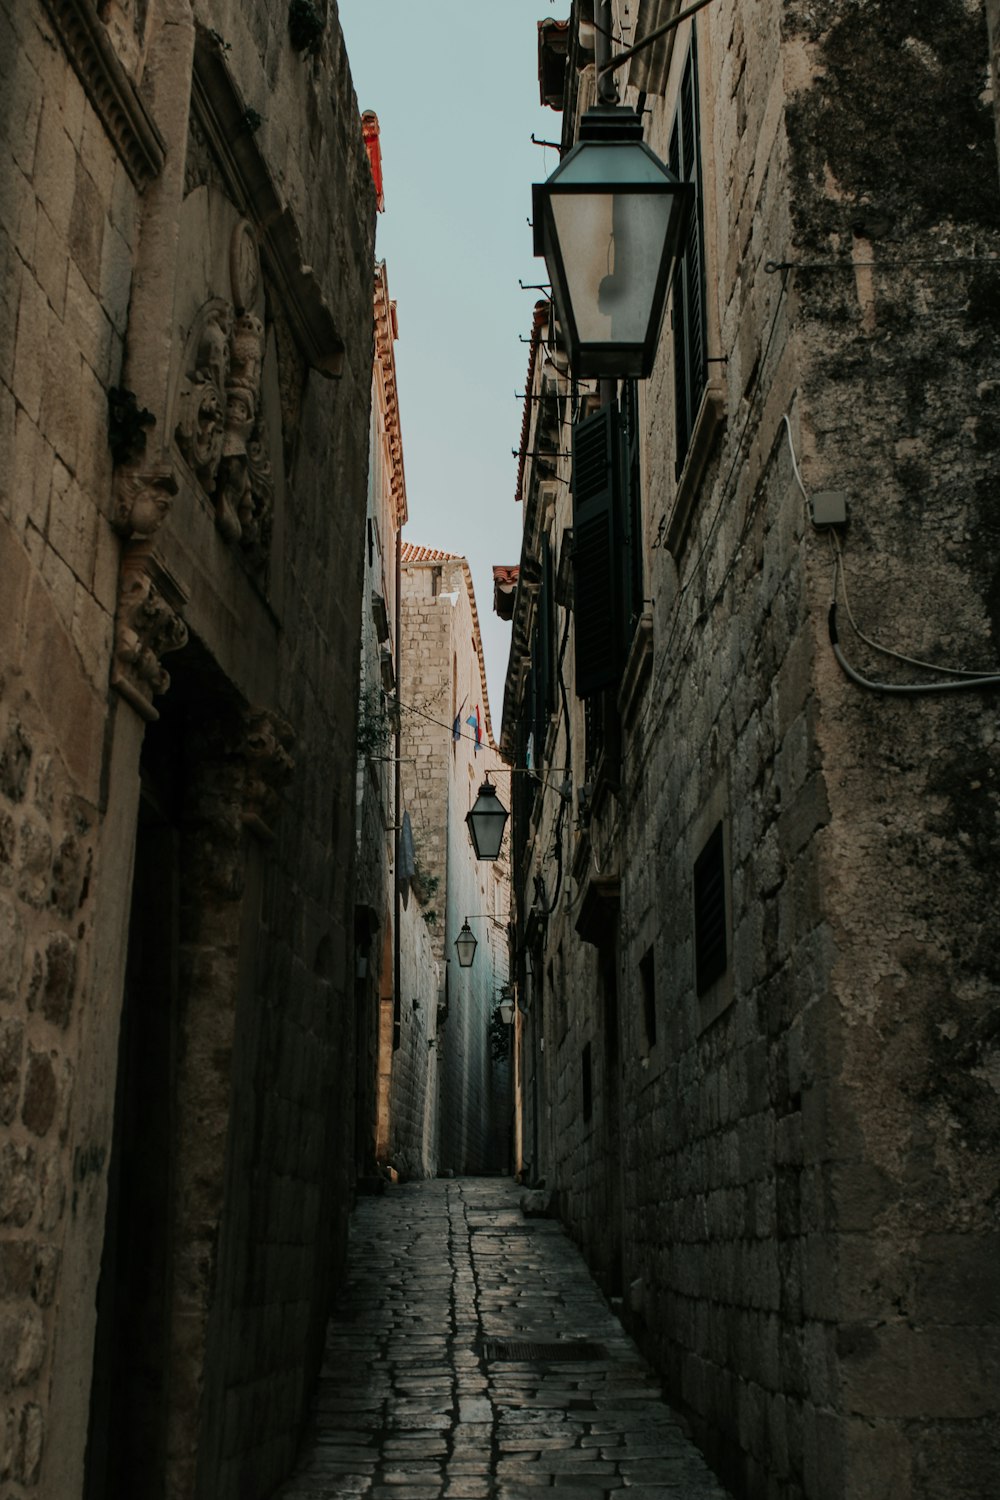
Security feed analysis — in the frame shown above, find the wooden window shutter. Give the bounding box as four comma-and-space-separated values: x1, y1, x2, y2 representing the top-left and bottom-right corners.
531, 535, 555, 759
670, 35, 707, 477
572, 405, 621, 697
619, 381, 644, 642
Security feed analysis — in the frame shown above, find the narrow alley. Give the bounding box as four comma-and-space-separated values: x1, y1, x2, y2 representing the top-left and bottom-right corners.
272, 1179, 730, 1500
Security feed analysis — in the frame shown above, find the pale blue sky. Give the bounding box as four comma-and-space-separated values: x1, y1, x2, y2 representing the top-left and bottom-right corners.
338, 0, 560, 732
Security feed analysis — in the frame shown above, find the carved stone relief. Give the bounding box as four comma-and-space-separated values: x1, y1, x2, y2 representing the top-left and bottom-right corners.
184, 113, 226, 199
111, 543, 189, 721
112, 465, 178, 539
272, 306, 308, 476
241, 710, 296, 841
175, 297, 231, 495
173, 223, 275, 565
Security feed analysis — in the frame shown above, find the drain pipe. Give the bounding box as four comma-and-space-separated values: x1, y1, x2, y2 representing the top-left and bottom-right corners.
594, 0, 620, 104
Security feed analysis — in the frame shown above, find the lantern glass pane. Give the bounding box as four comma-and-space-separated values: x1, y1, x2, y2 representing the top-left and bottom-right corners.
550, 191, 672, 346
455, 927, 477, 967
556, 142, 667, 187
469, 808, 508, 860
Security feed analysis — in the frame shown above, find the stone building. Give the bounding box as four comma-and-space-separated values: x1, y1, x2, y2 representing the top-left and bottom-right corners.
1, 2, 374, 1496
353, 256, 440, 1183
401, 546, 513, 1176
504, 3, 1000, 1498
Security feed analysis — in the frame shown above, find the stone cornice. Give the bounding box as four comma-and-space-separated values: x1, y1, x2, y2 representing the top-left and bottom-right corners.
191, 26, 346, 378
374, 262, 407, 524
40, 0, 165, 189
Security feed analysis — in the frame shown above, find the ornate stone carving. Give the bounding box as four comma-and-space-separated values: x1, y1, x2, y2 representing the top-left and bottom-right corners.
230, 220, 261, 313
175, 299, 232, 496
191, 33, 346, 376
272, 305, 307, 474
216, 311, 267, 544
112, 465, 178, 539
241, 710, 295, 840
184, 111, 226, 198
175, 291, 274, 558
111, 544, 189, 721
40, 0, 165, 189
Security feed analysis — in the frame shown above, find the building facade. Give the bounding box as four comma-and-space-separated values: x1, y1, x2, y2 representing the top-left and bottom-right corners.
504, 3, 1000, 1498
354, 257, 441, 1184
401, 547, 513, 1176
1, 2, 374, 1495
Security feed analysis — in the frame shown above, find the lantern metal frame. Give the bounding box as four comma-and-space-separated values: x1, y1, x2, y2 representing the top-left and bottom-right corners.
465, 778, 510, 861
453, 913, 506, 970
532, 105, 693, 380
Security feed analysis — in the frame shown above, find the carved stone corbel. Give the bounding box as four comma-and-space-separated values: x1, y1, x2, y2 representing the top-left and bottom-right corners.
111, 542, 189, 721
112, 465, 179, 539
241, 710, 295, 841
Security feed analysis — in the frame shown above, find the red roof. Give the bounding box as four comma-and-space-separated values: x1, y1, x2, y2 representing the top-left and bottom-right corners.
361, 111, 385, 212
400, 544, 463, 564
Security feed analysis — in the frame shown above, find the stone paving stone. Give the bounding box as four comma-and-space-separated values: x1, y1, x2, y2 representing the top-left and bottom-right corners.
269, 1179, 731, 1500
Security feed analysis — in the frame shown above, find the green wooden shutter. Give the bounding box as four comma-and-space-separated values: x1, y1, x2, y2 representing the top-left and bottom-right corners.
620, 381, 644, 644
572, 406, 620, 697
670, 35, 707, 476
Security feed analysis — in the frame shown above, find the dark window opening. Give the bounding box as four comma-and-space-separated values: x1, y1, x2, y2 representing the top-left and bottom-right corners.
582, 1041, 593, 1122
639, 945, 657, 1048
694, 821, 727, 996
601, 945, 619, 1070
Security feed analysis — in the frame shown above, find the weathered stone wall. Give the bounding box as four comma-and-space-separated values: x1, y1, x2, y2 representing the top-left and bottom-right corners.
0, 1, 375, 1495
389, 899, 440, 1179
400, 555, 512, 1176
507, 2, 1000, 1496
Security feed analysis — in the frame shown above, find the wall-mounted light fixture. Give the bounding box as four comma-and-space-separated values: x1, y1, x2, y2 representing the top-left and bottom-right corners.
532, 106, 692, 379
466, 778, 509, 861
454, 913, 506, 969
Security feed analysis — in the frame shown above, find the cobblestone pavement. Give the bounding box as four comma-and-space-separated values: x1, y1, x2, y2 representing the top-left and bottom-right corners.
272, 1176, 730, 1500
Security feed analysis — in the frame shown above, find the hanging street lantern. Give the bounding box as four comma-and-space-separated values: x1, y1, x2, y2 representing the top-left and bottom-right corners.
497, 989, 515, 1026
454, 921, 478, 968
466, 779, 509, 861
532, 106, 693, 380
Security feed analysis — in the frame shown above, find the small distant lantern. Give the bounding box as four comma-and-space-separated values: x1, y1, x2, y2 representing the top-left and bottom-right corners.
454, 921, 478, 968
466, 780, 509, 861
498, 991, 515, 1026
533, 106, 693, 379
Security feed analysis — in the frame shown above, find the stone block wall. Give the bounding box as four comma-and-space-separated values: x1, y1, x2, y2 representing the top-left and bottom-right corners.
389, 899, 440, 1179
400, 555, 512, 1176
0, 1, 375, 1495
507, 1, 1000, 1496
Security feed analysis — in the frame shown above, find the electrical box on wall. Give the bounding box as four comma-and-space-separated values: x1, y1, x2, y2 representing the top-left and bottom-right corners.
811, 491, 848, 527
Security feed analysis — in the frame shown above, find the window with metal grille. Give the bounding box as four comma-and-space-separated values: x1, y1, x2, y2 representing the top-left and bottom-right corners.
669, 35, 707, 478
693, 821, 727, 996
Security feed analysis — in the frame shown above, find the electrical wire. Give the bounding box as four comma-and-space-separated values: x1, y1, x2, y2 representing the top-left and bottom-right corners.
389, 691, 573, 794
780, 414, 1000, 690
828, 600, 1000, 695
